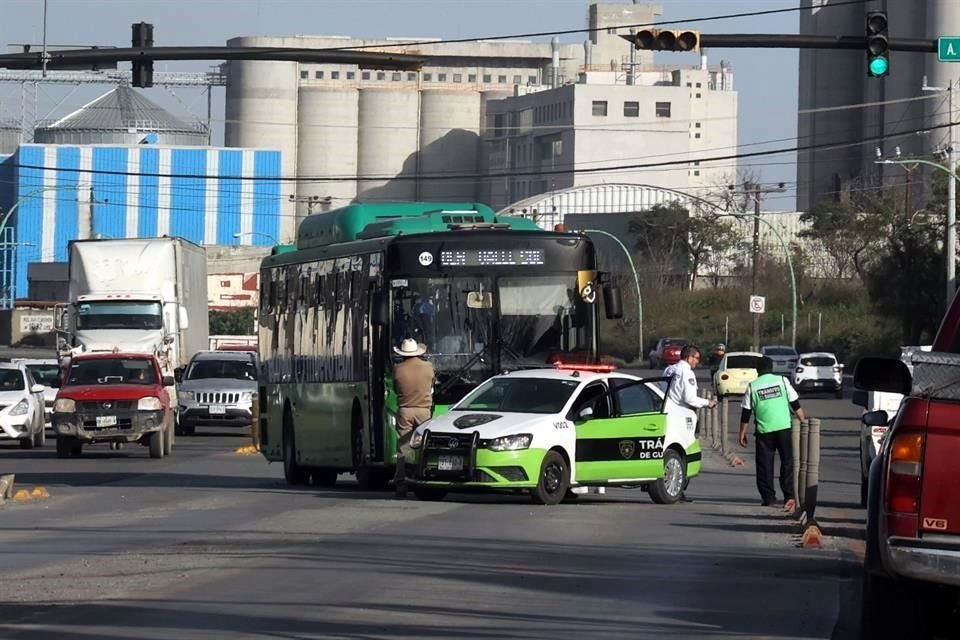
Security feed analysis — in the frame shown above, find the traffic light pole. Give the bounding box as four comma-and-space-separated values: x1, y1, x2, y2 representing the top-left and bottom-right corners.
622, 33, 937, 53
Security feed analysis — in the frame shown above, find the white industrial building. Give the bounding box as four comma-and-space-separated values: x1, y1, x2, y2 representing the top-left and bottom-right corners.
224, 2, 739, 240
798, 0, 960, 211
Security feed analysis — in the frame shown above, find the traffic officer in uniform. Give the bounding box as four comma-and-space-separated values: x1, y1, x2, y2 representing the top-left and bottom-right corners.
738, 356, 807, 508
664, 345, 716, 502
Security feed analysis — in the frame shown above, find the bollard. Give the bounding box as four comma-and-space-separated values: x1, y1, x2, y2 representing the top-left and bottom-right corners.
707, 394, 716, 448
798, 418, 810, 511
805, 418, 821, 522
791, 415, 801, 511
720, 396, 730, 456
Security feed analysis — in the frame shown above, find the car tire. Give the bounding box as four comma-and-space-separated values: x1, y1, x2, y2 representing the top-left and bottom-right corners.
530, 450, 569, 506
860, 474, 868, 508
310, 468, 338, 487
163, 422, 173, 456
648, 448, 686, 505
835, 387, 844, 399
149, 428, 164, 459
19, 433, 33, 450
282, 408, 309, 486
413, 486, 448, 501
34, 424, 45, 448
860, 572, 927, 639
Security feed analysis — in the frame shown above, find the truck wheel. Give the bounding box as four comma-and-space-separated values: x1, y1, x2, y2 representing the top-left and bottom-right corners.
56, 436, 72, 459
861, 572, 927, 639
531, 450, 569, 505
149, 428, 164, 459
648, 449, 685, 505
414, 486, 447, 501
282, 409, 309, 486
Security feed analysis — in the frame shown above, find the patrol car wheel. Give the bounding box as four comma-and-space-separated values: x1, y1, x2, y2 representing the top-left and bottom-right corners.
648, 449, 685, 505
531, 450, 569, 506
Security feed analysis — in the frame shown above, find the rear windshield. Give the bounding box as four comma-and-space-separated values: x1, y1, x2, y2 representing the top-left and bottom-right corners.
0, 369, 25, 391
764, 347, 796, 356
68, 359, 157, 386
727, 356, 762, 369
801, 356, 835, 367
24, 364, 60, 388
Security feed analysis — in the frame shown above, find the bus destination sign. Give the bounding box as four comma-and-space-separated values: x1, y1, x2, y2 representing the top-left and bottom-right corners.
440, 248, 545, 267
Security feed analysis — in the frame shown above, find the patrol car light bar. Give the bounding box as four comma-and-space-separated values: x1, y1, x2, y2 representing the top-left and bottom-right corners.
553, 362, 617, 372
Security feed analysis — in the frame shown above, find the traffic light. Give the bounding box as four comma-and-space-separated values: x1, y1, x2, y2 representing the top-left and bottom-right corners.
633, 29, 700, 52
131, 22, 154, 88
866, 11, 889, 77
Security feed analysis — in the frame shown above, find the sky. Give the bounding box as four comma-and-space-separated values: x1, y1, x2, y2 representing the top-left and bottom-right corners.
0, 0, 800, 210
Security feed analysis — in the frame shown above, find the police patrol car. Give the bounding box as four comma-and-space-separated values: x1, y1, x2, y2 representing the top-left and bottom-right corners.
405, 364, 701, 505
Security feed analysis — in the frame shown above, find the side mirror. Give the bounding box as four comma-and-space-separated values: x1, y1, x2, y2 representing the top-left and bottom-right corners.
30, 384, 45, 394
854, 357, 911, 395
578, 406, 594, 420
862, 410, 889, 426
174, 367, 184, 383
373, 291, 389, 327
162, 375, 175, 387
178, 305, 190, 330
851, 388, 868, 408
603, 286, 623, 320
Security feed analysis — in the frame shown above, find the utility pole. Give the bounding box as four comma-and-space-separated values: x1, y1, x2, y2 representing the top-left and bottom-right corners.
732, 181, 786, 351
288, 194, 331, 216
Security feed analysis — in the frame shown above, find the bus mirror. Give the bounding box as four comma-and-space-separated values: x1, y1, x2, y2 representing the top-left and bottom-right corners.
467, 292, 493, 309
373, 292, 389, 326
604, 286, 623, 319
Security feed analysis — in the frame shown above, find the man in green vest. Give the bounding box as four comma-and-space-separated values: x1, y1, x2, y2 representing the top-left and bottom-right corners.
738, 357, 807, 507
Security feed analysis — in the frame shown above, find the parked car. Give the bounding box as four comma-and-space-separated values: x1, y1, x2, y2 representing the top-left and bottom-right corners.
792, 351, 843, 398
12, 358, 60, 428
760, 345, 799, 376
856, 326, 960, 636
649, 337, 688, 369
176, 351, 258, 435
53, 353, 175, 458
712, 352, 762, 399
0, 363, 47, 449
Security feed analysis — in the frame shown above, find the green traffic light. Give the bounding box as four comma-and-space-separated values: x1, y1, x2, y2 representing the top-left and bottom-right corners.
870, 57, 889, 76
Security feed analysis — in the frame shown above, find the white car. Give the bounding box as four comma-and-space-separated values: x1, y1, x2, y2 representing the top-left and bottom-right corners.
760, 345, 799, 376
792, 352, 843, 398
404, 366, 701, 505
0, 363, 47, 449
12, 358, 60, 428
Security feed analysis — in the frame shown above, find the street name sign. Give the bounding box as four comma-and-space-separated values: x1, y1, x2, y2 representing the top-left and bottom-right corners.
939, 37, 960, 62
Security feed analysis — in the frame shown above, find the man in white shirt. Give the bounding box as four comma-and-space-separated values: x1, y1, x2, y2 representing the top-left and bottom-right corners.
662, 345, 716, 503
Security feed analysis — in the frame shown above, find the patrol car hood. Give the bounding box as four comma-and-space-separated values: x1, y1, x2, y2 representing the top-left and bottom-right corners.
420, 411, 549, 440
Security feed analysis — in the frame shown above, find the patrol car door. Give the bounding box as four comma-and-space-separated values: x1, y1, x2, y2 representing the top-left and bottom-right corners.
573, 379, 666, 483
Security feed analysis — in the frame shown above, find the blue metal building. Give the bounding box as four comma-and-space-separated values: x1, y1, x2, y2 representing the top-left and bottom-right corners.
0, 143, 283, 301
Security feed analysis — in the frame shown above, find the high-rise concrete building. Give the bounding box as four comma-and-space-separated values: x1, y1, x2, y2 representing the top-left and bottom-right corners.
225, 2, 737, 238
798, 0, 960, 211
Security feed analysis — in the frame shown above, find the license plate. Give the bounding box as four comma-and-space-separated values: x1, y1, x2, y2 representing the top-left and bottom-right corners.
96, 415, 117, 428
208, 405, 226, 415
437, 455, 463, 471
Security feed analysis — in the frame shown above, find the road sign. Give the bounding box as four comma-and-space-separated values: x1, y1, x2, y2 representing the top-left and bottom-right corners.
939, 37, 960, 62
749, 295, 766, 314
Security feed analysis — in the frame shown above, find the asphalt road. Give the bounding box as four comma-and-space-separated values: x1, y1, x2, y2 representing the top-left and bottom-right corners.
0, 378, 867, 640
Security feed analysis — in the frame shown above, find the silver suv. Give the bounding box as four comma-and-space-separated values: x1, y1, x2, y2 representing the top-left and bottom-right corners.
176, 352, 257, 436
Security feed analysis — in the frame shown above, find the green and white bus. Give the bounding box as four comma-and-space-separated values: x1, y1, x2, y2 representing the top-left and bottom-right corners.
255, 202, 623, 488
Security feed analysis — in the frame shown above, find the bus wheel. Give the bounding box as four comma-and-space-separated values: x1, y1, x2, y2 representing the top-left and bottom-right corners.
414, 486, 447, 501
282, 408, 309, 486
356, 465, 389, 491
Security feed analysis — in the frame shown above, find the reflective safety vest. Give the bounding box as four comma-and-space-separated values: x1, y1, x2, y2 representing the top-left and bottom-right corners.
749, 374, 792, 434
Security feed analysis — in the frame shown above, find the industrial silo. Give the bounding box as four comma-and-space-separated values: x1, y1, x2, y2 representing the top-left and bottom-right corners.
356, 88, 419, 201
296, 88, 359, 213
0, 121, 20, 155
418, 91, 482, 201
33, 85, 208, 146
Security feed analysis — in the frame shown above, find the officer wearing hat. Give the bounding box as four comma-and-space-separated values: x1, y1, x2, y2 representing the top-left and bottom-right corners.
392, 338, 435, 497
739, 356, 807, 508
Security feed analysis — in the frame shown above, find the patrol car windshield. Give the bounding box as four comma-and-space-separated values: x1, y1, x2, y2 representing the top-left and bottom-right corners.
454, 377, 581, 414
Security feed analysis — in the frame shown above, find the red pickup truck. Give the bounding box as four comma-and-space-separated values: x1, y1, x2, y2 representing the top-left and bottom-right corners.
856, 300, 960, 637
53, 352, 175, 459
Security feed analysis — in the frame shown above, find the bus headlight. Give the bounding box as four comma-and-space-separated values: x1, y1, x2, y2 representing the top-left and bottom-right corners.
54, 398, 76, 413
487, 434, 533, 451
410, 431, 424, 449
